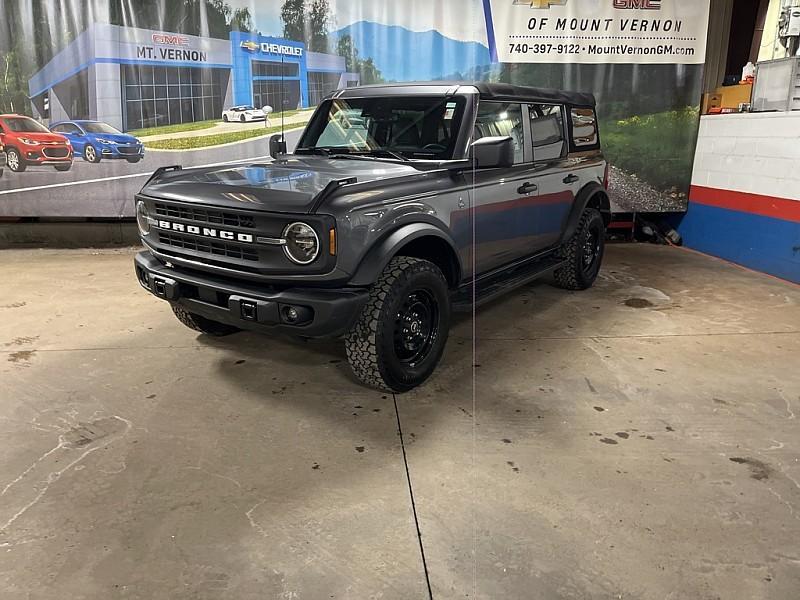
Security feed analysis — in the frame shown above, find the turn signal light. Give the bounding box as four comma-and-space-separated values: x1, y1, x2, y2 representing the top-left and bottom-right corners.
329, 228, 336, 256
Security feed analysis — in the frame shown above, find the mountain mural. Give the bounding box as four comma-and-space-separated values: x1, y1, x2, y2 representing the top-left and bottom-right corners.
333, 21, 492, 82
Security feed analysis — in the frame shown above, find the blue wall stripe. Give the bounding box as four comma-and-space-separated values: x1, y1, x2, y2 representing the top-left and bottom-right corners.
679, 202, 800, 284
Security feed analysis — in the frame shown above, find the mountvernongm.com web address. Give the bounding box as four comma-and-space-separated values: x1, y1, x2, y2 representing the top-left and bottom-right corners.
587, 44, 696, 57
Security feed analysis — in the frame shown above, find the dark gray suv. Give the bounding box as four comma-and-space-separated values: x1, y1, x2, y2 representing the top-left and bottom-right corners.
134, 82, 610, 392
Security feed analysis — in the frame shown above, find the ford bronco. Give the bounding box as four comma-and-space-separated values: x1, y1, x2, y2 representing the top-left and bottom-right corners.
134, 82, 610, 392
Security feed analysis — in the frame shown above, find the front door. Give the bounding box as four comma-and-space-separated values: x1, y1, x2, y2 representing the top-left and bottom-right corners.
467, 101, 541, 275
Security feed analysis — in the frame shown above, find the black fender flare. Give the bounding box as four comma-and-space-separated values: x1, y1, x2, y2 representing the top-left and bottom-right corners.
559, 182, 611, 244
349, 223, 462, 287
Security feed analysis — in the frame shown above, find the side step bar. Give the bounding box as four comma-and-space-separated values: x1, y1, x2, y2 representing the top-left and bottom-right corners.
451, 255, 566, 311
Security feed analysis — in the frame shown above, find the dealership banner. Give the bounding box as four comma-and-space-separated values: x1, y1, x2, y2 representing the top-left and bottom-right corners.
485, 0, 709, 65
1, 0, 710, 218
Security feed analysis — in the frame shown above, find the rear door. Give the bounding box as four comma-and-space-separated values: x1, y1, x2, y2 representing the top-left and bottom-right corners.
521, 102, 575, 250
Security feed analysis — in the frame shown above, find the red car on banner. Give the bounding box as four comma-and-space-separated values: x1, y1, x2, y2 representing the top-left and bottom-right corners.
0, 114, 73, 172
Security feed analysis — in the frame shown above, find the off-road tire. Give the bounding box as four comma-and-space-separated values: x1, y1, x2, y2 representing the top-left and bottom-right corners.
345, 256, 451, 393
553, 208, 605, 291
170, 304, 239, 336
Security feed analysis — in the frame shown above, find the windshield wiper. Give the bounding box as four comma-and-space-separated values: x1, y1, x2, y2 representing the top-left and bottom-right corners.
296, 146, 338, 156
352, 149, 409, 162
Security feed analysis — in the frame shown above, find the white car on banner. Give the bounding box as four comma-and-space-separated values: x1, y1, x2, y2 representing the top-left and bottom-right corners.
222, 106, 268, 123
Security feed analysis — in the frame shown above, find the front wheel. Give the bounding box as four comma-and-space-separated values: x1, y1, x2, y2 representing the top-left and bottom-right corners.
345, 256, 451, 393
126, 157, 142, 163
6, 148, 25, 172
239, 115, 246, 123
553, 207, 606, 290
222, 114, 229, 122
84, 145, 100, 163
54, 163, 72, 172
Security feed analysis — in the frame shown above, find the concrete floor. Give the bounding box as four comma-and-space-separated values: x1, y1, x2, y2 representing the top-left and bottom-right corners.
1, 244, 799, 599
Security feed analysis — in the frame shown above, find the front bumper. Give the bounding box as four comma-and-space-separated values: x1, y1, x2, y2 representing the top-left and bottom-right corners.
134, 251, 368, 338
23, 147, 72, 164
101, 145, 144, 159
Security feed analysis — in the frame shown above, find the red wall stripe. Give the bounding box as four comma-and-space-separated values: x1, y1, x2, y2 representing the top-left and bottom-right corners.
689, 185, 800, 223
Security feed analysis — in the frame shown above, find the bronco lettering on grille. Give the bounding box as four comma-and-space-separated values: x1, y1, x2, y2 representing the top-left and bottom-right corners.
156, 220, 254, 243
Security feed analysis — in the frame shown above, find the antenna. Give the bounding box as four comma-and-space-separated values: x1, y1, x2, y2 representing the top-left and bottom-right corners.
280, 51, 285, 142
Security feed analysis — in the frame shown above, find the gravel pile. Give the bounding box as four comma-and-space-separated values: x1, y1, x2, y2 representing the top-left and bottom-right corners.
607, 166, 688, 213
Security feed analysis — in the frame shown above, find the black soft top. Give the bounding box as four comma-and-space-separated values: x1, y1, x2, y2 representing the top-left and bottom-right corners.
471, 82, 595, 108
333, 81, 596, 108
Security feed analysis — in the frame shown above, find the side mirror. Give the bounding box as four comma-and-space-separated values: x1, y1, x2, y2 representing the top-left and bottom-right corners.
470, 136, 514, 169
269, 134, 287, 159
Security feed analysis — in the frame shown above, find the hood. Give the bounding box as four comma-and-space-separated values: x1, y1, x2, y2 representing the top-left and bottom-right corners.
141, 155, 422, 214
18, 131, 68, 144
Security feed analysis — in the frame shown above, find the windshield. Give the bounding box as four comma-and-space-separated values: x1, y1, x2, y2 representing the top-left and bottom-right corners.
297, 96, 466, 160
4, 117, 50, 133
82, 122, 122, 135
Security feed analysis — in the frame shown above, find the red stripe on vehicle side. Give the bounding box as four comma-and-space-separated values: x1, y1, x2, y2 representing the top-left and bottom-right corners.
689, 185, 800, 223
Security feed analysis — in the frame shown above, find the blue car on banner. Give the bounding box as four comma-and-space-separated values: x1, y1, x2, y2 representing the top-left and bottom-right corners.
49, 120, 144, 164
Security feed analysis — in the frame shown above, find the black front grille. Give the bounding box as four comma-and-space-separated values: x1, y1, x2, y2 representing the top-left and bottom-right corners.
117, 146, 140, 155
43, 147, 69, 158
157, 232, 259, 262
155, 203, 255, 229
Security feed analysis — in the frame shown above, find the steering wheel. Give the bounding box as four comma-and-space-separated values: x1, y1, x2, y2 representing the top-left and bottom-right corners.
421, 143, 447, 153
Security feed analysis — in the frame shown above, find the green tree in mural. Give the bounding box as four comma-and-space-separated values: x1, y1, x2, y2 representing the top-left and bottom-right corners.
335, 34, 383, 84
280, 0, 330, 51
307, 0, 331, 52
230, 7, 254, 33
280, 0, 306, 43
336, 34, 357, 72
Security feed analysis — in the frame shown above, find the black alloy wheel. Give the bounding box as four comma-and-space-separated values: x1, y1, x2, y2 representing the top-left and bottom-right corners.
393, 290, 440, 366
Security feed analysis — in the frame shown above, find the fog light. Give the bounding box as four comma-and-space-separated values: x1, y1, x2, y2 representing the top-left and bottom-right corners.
280, 304, 312, 325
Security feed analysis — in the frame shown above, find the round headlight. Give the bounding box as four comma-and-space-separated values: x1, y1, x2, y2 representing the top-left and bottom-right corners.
282, 222, 319, 265
136, 200, 150, 236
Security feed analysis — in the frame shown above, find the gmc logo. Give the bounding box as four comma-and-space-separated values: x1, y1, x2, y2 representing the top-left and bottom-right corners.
613, 0, 661, 9
151, 33, 190, 46
157, 220, 253, 243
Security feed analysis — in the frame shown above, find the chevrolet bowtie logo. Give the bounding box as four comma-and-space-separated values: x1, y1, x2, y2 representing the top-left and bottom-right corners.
513, 0, 567, 7
240, 40, 259, 52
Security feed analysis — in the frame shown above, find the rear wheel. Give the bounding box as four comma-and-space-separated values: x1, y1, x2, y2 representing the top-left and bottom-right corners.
553, 208, 605, 290
6, 148, 25, 172
345, 256, 451, 393
171, 304, 240, 336
239, 114, 246, 123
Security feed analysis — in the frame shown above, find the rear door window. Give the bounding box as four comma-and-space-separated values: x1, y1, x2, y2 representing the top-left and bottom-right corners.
528, 104, 565, 162
474, 102, 525, 164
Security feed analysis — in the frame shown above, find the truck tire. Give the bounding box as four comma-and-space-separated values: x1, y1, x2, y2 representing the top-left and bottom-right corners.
345, 256, 451, 393
170, 304, 240, 336
553, 207, 605, 291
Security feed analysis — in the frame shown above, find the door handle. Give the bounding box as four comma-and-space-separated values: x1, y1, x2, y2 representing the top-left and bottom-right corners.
517, 182, 538, 195
563, 174, 579, 184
